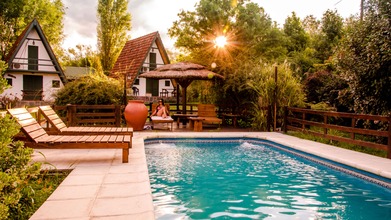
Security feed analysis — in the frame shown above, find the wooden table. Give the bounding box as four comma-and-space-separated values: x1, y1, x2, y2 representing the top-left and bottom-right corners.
222, 113, 240, 127
188, 117, 205, 132
173, 113, 198, 126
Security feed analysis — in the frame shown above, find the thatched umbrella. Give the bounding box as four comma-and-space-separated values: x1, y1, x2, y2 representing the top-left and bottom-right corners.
139, 62, 224, 114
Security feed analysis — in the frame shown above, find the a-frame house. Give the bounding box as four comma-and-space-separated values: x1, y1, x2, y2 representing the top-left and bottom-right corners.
111, 31, 173, 97
2, 18, 67, 102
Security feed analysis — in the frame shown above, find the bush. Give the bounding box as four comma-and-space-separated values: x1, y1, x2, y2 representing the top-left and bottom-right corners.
0, 115, 41, 219
55, 73, 123, 105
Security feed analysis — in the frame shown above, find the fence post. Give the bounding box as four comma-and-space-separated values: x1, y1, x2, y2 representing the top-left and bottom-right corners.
351, 118, 356, 140
388, 114, 391, 159
324, 115, 328, 136
267, 105, 272, 131
283, 106, 288, 133
115, 105, 121, 127
66, 104, 77, 126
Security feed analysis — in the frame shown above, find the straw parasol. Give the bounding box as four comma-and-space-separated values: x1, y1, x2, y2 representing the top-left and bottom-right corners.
139, 62, 224, 114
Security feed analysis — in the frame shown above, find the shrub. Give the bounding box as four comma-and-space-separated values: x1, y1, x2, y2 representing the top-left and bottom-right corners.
0, 115, 41, 219
54, 73, 123, 105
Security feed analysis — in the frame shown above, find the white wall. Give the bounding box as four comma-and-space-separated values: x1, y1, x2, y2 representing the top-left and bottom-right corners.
133, 41, 173, 96
12, 29, 56, 72
2, 73, 64, 102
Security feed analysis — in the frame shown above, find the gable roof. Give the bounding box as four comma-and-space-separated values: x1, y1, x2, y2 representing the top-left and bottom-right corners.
111, 31, 170, 83
5, 18, 67, 84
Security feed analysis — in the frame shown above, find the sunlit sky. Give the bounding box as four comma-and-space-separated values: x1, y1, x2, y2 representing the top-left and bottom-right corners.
62, 0, 361, 51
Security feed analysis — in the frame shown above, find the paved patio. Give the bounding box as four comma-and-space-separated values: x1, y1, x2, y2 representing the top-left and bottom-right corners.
29, 131, 391, 219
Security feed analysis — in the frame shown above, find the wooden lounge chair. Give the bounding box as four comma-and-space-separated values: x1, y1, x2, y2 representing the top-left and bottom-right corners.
188, 104, 222, 131
38, 105, 133, 135
7, 108, 131, 163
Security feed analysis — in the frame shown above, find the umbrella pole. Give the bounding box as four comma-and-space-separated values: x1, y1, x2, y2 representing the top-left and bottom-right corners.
176, 84, 180, 113
182, 85, 187, 114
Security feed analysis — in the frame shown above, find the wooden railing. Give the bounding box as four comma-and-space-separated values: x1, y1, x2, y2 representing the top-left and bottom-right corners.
52, 104, 123, 127
283, 107, 391, 158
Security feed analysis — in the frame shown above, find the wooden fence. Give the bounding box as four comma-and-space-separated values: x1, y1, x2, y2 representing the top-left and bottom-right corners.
283, 106, 391, 158
52, 104, 123, 127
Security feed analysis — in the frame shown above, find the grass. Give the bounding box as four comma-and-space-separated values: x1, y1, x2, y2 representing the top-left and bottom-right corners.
24, 170, 70, 219
287, 130, 387, 158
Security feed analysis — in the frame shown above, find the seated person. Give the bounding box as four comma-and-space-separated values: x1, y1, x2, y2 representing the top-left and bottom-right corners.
151, 99, 169, 118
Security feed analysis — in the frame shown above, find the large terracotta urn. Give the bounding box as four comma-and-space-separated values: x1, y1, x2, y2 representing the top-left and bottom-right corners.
124, 100, 148, 131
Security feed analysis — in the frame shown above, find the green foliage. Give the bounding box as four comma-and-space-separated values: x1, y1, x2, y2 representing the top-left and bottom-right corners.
0, 61, 9, 94
334, 0, 391, 114
2, 54, 43, 219
97, 0, 131, 75
0, 0, 65, 58
283, 12, 309, 53
0, 115, 42, 219
54, 73, 123, 105
246, 61, 305, 130
303, 71, 349, 111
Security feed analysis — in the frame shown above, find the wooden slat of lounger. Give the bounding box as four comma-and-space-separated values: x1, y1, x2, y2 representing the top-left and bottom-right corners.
37, 135, 63, 142
123, 135, 131, 142
108, 135, 118, 142
17, 118, 37, 127
100, 135, 110, 142
77, 135, 92, 142
116, 135, 125, 142
27, 127, 47, 139
85, 135, 99, 142
14, 112, 35, 121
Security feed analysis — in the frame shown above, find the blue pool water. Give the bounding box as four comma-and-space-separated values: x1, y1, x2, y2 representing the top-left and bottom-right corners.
145, 139, 391, 219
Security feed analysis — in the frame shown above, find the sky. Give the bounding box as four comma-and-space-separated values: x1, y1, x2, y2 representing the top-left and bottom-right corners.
62, 0, 361, 51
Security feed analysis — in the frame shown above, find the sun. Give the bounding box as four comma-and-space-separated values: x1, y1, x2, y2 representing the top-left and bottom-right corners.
214, 36, 227, 48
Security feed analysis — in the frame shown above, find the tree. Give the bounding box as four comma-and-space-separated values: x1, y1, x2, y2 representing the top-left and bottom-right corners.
334, 0, 391, 114
283, 12, 309, 53
0, 0, 65, 58
314, 10, 343, 61
97, 0, 131, 75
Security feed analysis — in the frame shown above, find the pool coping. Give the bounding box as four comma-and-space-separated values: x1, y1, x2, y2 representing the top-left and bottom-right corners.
29, 132, 391, 219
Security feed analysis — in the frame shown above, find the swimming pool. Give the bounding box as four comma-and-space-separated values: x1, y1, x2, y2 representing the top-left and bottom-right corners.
145, 138, 391, 219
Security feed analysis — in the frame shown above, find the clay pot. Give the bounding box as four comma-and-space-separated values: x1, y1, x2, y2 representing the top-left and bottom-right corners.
124, 100, 148, 131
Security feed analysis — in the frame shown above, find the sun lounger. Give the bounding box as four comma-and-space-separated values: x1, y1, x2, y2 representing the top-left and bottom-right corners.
150, 116, 174, 130
7, 108, 131, 163
150, 103, 173, 130
38, 105, 133, 135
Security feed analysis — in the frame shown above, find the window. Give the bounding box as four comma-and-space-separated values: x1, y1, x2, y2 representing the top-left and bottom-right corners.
6, 78, 12, 86
149, 53, 156, 70
134, 78, 140, 85
28, 45, 38, 70
165, 80, 170, 87
52, 80, 60, 88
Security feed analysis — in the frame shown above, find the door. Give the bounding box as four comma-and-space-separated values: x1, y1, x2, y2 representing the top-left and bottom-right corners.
146, 79, 159, 96
146, 52, 158, 96
23, 75, 43, 100
28, 45, 38, 71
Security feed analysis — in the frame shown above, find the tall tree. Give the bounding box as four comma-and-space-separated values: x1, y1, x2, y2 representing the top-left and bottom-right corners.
335, 0, 391, 114
97, 0, 131, 75
0, 0, 65, 59
314, 10, 343, 61
283, 12, 309, 53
